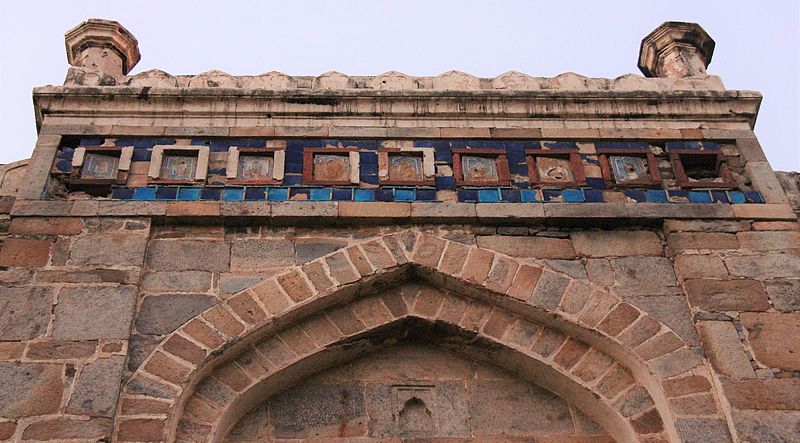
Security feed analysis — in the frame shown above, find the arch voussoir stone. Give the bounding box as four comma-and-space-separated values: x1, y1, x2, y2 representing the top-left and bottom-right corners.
115, 228, 725, 443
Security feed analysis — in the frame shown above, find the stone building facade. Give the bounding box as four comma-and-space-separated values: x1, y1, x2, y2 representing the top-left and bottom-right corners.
0, 18, 798, 442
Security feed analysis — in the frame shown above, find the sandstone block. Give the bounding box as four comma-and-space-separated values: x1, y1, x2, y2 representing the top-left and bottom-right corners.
26, 340, 96, 360
722, 379, 800, 410
740, 312, 800, 371
141, 271, 212, 292
0, 362, 64, 417
663, 219, 750, 233
9, 217, 84, 235
146, 239, 230, 271
232, 238, 294, 268
21, 418, 113, 441
136, 294, 215, 335
0, 286, 52, 340
0, 238, 52, 267
675, 418, 731, 443
66, 356, 125, 417
610, 256, 677, 287
725, 253, 800, 279
476, 235, 576, 259
697, 321, 755, 378
667, 232, 739, 254
52, 286, 137, 339
732, 410, 800, 443
626, 296, 699, 346
684, 279, 770, 312
673, 254, 727, 281
294, 238, 347, 263
737, 231, 800, 251
571, 230, 662, 257
764, 279, 800, 312
69, 233, 147, 266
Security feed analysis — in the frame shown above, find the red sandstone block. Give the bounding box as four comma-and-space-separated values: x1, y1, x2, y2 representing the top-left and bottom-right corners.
350, 297, 394, 328
163, 334, 207, 364
553, 338, 590, 370
438, 241, 469, 276
0, 422, 14, 440
326, 306, 367, 336
684, 279, 770, 312
144, 351, 192, 385
506, 265, 542, 301
0, 342, 25, 359
276, 270, 315, 303
618, 315, 662, 348
183, 395, 222, 423
227, 291, 268, 325
120, 397, 172, 415
360, 240, 396, 270
571, 349, 614, 382
484, 255, 519, 293
669, 393, 717, 415
667, 232, 739, 254
577, 291, 617, 328
25, 340, 97, 360
117, 419, 166, 442
339, 201, 410, 218
0, 238, 53, 267
558, 282, 591, 315
662, 374, 712, 398
752, 221, 799, 231
461, 248, 494, 284
440, 127, 491, 138
21, 418, 112, 441
459, 300, 492, 332
412, 235, 446, 268
530, 328, 567, 358
166, 201, 221, 217
722, 379, 800, 410
214, 361, 251, 392
595, 364, 635, 400
413, 286, 445, 319
437, 295, 468, 325
183, 319, 225, 349
490, 128, 542, 138
300, 262, 334, 293
298, 315, 343, 347
346, 246, 374, 277
325, 252, 359, 285
636, 332, 684, 361
481, 308, 514, 339
252, 281, 293, 315
202, 305, 246, 338
631, 408, 664, 434
598, 303, 640, 337
9, 217, 84, 236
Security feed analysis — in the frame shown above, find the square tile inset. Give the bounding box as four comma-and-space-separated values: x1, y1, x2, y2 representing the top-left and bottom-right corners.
609, 156, 648, 184
161, 155, 197, 181
461, 156, 499, 183
81, 153, 119, 180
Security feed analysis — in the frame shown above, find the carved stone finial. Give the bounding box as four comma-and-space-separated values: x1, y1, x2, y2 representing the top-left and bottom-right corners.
638, 22, 715, 78
65, 18, 140, 77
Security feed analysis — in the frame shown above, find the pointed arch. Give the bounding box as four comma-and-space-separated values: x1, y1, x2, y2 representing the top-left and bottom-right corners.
114, 229, 727, 442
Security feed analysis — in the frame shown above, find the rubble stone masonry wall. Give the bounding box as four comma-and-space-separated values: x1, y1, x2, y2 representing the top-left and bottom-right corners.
0, 18, 798, 443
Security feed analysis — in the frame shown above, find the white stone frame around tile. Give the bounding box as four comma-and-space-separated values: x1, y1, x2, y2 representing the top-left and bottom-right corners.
148, 145, 209, 181
226, 147, 285, 181
72, 146, 134, 172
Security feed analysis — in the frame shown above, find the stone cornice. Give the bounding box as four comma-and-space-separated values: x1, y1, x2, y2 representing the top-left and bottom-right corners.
33, 86, 763, 132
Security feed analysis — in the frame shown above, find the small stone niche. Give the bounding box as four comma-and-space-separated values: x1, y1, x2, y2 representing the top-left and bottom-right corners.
526, 149, 585, 187
148, 145, 209, 184
68, 146, 133, 192
597, 148, 661, 187
452, 148, 511, 186
669, 150, 734, 188
226, 147, 285, 184
378, 148, 435, 185
303, 147, 360, 185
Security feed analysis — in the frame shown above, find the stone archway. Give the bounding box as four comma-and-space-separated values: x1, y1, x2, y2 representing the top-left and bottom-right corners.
115, 230, 729, 442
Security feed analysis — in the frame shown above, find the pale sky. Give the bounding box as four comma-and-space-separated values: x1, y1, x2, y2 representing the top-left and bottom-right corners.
1, 0, 798, 170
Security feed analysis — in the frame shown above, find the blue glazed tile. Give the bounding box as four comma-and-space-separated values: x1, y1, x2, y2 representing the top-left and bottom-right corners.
290, 188, 310, 200
190, 139, 211, 147
542, 141, 577, 150
133, 187, 156, 201
231, 138, 265, 148
132, 148, 151, 162
627, 141, 650, 150
178, 188, 202, 201
595, 141, 628, 149
357, 140, 380, 149
222, 188, 244, 202
542, 189, 562, 202
245, 187, 267, 200
666, 141, 688, 151
744, 191, 764, 203
310, 188, 332, 201
376, 189, 395, 202
435, 176, 456, 190
581, 154, 600, 166
433, 142, 452, 162
353, 189, 374, 202
361, 174, 380, 185
464, 140, 485, 149
727, 191, 746, 204
585, 177, 606, 189
283, 174, 303, 186
55, 160, 71, 172
645, 190, 668, 203
414, 140, 433, 147
78, 137, 104, 146
156, 187, 178, 200
450, 140, 466, 149
485, 140, 504, 149
710, 191, 729, 203
284, 162, 303, 174
512, 180, 530, 189
200, 188, 222, 201
520, 189, 541, 202
584, 189, 604, 202
702, 141, 721, 150
562, 189, 585, 203
268, 187, 289, 201
208, 168, 226, 175
112, 188, 134, 199
624, 190, 647, 203
209, 140, 231, 152
685, 141, 702, 150
506, 142, 527, 163
360, 152, 378, 164
668, 190, 690, 203
478, 189, 500, 203
59, 148, 75, 161
395, 188, 416, 202
501, 189, 521, 202
417, 189, 437, 201
458, 189, 479, 202
689, 191, 713, 203
284, 148, 304, 163
333, 188, 353, 201
361, 163, 378, 175
508, 162, 529, 175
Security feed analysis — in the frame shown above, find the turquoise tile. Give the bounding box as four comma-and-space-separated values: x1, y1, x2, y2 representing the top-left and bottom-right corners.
133, 187, 156, 200
310, 188, 332, 201
727, 191, 746, 204
177, 188, 202, 201
520, 189, 540, 202
354, 189, 375, 202
688, 191, 712, 203
562, 189, 585, 203
478, 189, 501, 203
394, 188, 416, 202
222, 188, 244, 201
268, 187, 289, 201
646, 190, 668, 203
